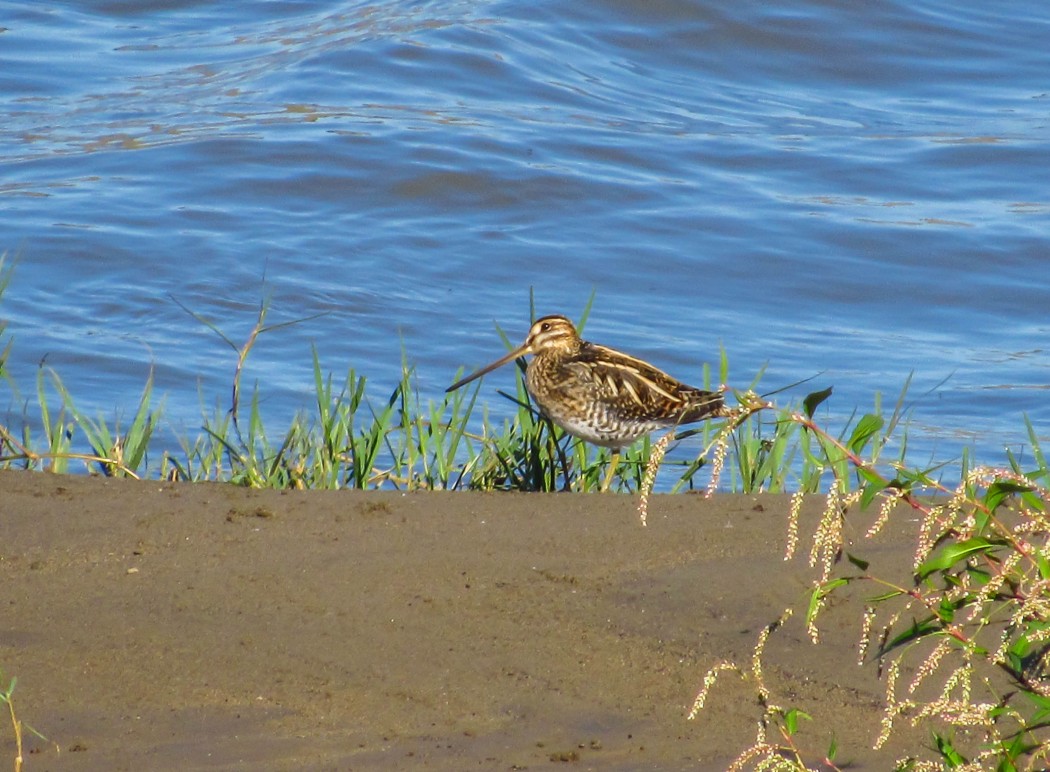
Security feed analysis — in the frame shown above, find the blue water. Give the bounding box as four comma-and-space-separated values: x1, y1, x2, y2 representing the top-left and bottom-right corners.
2, 0, 1048, 481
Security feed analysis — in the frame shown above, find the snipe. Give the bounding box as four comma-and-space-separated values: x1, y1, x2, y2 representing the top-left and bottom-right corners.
446, 314, 726, 490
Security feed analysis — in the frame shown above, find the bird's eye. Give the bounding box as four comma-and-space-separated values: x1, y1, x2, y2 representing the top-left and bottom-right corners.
541, 322, 550, 331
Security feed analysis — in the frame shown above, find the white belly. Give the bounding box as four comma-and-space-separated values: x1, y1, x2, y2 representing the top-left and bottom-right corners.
543, 408, 662, 450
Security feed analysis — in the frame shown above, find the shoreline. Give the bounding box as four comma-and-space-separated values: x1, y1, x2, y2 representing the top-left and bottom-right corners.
1, 470, 925, 770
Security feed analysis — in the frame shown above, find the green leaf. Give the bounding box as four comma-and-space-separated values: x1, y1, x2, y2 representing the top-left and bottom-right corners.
847, 413, 884, 454
933, 731, 967, 764
997, 736, 1027, 769
916, 537, 998, 580
984, 480, 1033, 512
868, 589, 906, 603
856, 466, 885, 486
782, 708, 811, 736
803, 386, 833, 418
807, 578, 849, 628
1019, 488, 1046, 513
937, 596, 956, 624
847, 552, 870, 571
1021, 690, 1050, 724
1037, 553, 1050, 581
973, 506, 991, 534
857, 468, 889, 509
881, 616, 941, 655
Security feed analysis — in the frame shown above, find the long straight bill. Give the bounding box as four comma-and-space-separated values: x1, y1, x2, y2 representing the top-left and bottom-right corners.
446, 344, 530, 392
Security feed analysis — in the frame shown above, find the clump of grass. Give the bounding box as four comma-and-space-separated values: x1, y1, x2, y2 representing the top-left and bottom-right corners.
0, 263, 848, 495
0, 362, 156, 477
1, 669, 56, 772
0, 671, 23, 772
0, 260, 961, 510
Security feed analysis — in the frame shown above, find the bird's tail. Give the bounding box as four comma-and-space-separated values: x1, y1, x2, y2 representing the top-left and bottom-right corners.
680, 389, 727, 423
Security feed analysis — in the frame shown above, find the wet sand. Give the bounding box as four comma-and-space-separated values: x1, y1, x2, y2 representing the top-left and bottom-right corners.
0, 470, 927, 770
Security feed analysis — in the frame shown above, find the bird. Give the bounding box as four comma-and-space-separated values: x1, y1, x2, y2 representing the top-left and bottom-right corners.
446, 314, 726, 491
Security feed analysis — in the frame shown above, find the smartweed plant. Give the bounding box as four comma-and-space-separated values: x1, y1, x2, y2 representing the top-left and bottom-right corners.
691, 392, 1050, 770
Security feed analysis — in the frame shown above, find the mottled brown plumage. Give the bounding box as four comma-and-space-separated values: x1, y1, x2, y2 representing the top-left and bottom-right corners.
446, 314, 725, 455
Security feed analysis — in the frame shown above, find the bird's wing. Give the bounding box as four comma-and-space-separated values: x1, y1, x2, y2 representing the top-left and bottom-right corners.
567, 343, 697, 420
